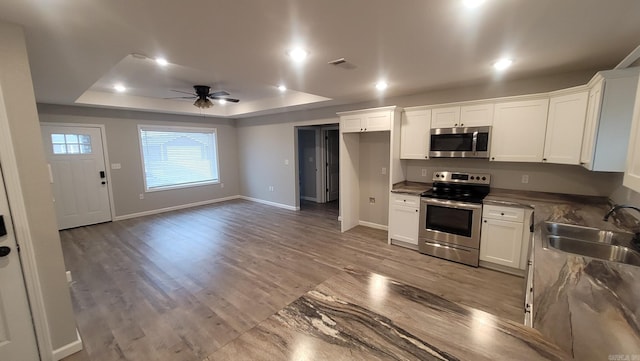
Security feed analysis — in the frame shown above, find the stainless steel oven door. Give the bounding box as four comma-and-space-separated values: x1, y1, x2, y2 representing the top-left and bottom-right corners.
419, 198, 482, 249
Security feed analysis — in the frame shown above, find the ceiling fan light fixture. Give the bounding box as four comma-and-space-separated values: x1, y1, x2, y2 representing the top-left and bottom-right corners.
194, 98, 213, 109
218, 99, 227, 105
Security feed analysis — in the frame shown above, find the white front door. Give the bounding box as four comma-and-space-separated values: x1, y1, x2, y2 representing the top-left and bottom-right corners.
41, 125, 112, 230
0, 164, 40, 360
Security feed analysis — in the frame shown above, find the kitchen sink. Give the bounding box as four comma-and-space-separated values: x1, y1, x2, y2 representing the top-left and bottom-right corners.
543, 222, 640, 267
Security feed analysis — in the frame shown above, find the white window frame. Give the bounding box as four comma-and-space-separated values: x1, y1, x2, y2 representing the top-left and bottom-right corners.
138, 124, 220, 192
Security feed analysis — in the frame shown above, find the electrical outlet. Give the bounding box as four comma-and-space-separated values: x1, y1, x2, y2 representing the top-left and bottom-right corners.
284, 159, 289, 165
220, 183, 225, 188
269, 186, 274, 192
421, 168, 427, 177
521, 175, 529, 184
139, 193, 144, 200
369, 197, 376, 204
381, 167, 387, 175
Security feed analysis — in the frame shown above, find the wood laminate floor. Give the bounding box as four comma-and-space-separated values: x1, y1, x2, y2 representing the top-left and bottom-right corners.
61, 199, 524, 361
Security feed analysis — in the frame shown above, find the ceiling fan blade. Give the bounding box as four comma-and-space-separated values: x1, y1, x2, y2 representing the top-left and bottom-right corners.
164, 96, 196, 99
170, 89, 197, 96
211, 96, 239, 103
209, 91, 230, 97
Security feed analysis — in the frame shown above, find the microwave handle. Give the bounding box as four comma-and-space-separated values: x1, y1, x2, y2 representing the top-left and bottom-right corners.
472, 130, 479, 154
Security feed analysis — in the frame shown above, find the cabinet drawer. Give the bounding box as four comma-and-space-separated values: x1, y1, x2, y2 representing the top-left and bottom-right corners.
390, 193, 420, 208
483, 204, 525, 222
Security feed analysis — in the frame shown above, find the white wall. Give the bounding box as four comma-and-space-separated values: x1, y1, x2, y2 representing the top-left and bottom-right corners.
0, 21, 77, 352
38, 104, 240, 218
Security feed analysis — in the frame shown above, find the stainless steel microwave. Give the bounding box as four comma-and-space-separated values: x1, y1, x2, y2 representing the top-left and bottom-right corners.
429, 126, 491, 158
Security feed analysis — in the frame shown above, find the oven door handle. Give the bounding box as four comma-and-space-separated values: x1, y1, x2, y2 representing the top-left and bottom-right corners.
421, 197, 483, 210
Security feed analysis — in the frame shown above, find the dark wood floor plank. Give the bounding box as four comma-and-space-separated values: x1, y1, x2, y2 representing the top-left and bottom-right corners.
61, 199, 524, 361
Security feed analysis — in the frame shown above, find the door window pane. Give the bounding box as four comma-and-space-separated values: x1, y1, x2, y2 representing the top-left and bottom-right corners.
51, 133, 93, 155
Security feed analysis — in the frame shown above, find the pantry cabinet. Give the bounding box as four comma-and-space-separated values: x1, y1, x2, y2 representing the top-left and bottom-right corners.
400, 107, 431, 159
388, 193, 420, 248
624, 75, 640, 192
580, 69, 640, 171
341, 109, 392, 133
490, 99, 549, 162
543, 90, 588, 165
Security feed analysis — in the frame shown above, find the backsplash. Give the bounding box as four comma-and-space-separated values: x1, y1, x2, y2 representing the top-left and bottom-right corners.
406, 159, 621, 196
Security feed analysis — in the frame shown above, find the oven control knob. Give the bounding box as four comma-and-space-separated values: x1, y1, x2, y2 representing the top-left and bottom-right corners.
481, 176, 486, 181
470, 176, 475, 180
435, 173, 440, 178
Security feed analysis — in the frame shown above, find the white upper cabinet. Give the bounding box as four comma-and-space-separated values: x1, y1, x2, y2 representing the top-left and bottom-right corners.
460, 103, 494, 127
340, 109, 392, 133
543, 90, 588, 165
400, 107, 431, 159
624, 76, 640, 192
490, 98, 549, 162
431, 106, 460, 128
580, 69, 640, 171
431, 104, 493, 128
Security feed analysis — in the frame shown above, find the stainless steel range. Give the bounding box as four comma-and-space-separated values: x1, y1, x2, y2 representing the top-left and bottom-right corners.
418, 171, 491, 267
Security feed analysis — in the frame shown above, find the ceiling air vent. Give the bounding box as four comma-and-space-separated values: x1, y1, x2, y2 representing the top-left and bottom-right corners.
328, 58, 357, 70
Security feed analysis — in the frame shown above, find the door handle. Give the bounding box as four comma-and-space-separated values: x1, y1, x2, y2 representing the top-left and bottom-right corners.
99, 171, 106, 179
0, 246, 10, 257
0, 215, 6, 237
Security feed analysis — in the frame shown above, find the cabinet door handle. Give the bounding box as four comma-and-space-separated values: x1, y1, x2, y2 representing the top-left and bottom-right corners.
501, 212, 505, 216
542, 158, 547, 161
415, 209, 418, 213
454, 123, 458, 126
483, 220, 487, 223
460, 123, 464, 126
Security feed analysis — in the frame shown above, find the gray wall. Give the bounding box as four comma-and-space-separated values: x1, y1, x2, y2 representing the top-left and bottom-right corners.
298, 129, 317, 199
236, 68, 603, 209
359, 132, 391, 226
237, 116, 339, 208
38, 104, 240, 218
0, 22, 77, 350
406, 159, 621, 196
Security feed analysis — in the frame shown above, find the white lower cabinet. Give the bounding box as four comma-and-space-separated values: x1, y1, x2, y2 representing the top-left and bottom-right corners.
388, 193, 420, 247
480, 204, 526, 269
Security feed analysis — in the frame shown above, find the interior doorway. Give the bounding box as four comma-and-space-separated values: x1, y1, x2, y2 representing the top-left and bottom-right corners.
295, 125, 339, 210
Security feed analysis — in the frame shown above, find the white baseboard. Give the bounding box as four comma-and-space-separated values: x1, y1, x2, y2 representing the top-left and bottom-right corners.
114, 195, 242, 221
53, 328, 83, 360
358, 220, 388, 231
240, 196, 299, 211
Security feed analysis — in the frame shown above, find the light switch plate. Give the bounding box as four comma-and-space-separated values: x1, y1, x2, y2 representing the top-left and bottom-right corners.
111, 163, 122, 170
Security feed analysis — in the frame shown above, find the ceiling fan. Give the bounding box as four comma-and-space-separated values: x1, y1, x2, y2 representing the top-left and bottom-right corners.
170, 85, 239, 109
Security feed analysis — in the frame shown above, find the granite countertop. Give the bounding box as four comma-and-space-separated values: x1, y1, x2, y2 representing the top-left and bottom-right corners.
484, 188, 640, 360
207, 267, 569, 360
391, 181, 431, 195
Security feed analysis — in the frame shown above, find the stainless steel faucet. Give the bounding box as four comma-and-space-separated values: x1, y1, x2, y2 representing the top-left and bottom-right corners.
603, 204, 640, 221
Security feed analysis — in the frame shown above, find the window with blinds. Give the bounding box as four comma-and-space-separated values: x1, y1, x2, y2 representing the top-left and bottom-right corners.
138, 126, 220, 191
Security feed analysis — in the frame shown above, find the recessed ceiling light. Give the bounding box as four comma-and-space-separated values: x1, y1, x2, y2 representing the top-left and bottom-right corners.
287, 48, 308, 62
493, 58, 513, 70
218, 99, 227, 105
113, 84, 126, 92
463, 0, 485, 8
155, 57, 168, 66
375, 81, 388, 91
278, 85, 287, 92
